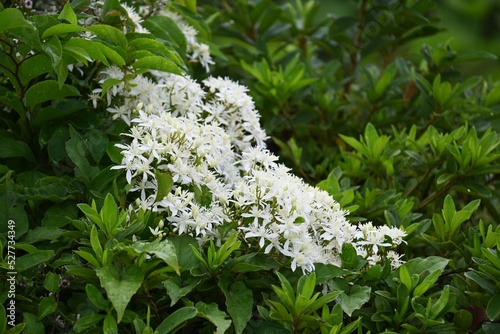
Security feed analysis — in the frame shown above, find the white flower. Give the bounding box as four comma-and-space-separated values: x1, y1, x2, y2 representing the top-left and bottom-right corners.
88, 89, 102, 108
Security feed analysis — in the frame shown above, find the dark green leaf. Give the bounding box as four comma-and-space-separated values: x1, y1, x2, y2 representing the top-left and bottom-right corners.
73, 314, 105, 332
195, 301, 232, 334
24, 80, 80, 107
225, 282, 253, 334
0, 137, 35, 161
0, 191, 29, 238
16, 250, 55, 272
37, 296, 57, 320
43, 272, 60, 293
155, 307, 198, 334
86, 284, 109, 311
95, 264, 145, 323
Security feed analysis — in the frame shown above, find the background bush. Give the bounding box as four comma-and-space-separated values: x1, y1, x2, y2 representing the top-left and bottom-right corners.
1, 0, 500, 333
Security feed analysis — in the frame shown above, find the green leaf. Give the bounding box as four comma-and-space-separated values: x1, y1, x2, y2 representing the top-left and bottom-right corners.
0, 137, 35, 161
142, 16, 187, 56
297, 272, 316, 300
103, 314, 118, 333
195, 301, 232, 334
101, 193, 119, 234
338, 285, 371, 316
0, 191, 28, 237
18, 53, 52, 86
454, 309, 473, 330
132, 56, 182, 75
95, 264, 145, 323
43, 272, 60, 293
16, 250, 55, 272
66, 125, 100, 182
64, 38, 110, 66
42, 35, 63, 69
95, 42, 125, 66
402, 256, 449, 277
87, 24, 128, 49
128, 37, 184, 66
155, 171, 174, 202
22, 176, 77, 202
225, 282, 253, 334
41, 24, 86, 38
90, 225, 103, 265
155, 307, 198, 334
127, 239, 180, 274
399, 265, 412, 290
73, 314, 105, 332
24, 80, 80, 107
37, 296, 57, 320
487, 295, 500, 321
341, 243, 357, 268
451, 51, 497, 64
22, 312, 44, 334
429, 285, 455, 320
59, 1, 78, 25
86, 284, 109, 311
0, 8, 35, 31
413, 269, 441, 297
74, 250, 100, 267
164, 276, 202, 306
23, 226, 65, 244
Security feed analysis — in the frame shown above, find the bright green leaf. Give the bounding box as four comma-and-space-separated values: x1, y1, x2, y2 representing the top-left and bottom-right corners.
96, 264, 145, 323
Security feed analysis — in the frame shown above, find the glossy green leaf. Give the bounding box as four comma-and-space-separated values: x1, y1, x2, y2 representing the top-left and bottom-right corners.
24, 80, 80, 107
338, 285, 371, 317
132, 55, 182, 75
41, 24, 86, 38
64, 38, 110, 65
0, 8, 34, 31
487, 294, 500, 321
87, 24, 127, 49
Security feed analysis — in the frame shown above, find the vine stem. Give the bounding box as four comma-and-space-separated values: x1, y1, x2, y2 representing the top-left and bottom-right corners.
417, 178, 456, 210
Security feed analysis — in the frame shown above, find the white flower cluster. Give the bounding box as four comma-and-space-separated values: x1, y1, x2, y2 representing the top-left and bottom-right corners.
160, 9, 214, 72
106, 69, 406, 273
